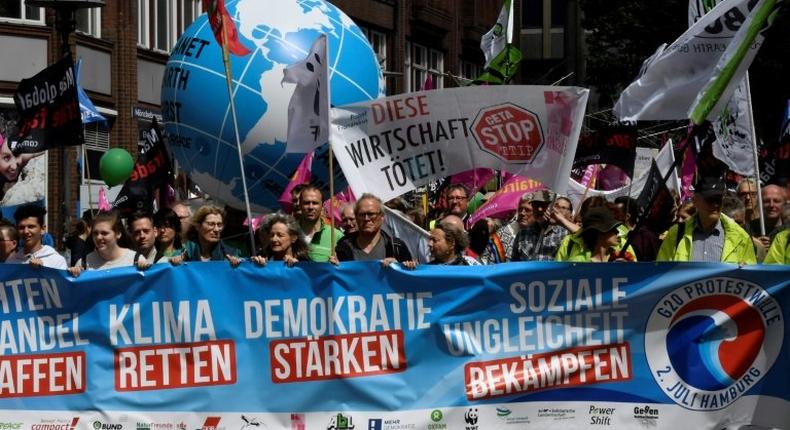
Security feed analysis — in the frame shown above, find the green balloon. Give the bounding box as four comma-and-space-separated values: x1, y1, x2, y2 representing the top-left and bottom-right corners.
99, 148, 134, 187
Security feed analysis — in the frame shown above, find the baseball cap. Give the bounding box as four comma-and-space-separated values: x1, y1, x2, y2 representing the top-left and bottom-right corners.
582, 207, 622, 233
693, 175, 727, 199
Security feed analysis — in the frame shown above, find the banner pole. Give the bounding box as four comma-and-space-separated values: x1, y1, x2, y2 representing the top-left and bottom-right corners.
220, 15, 256, 254
82, 128, 93, 213
745, 73, 766, 236
324, 37, 336, 255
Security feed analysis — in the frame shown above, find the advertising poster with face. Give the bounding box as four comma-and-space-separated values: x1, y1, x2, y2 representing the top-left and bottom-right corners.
0, 110, 47, 220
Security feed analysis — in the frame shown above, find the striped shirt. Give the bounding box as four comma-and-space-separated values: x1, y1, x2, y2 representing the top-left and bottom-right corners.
691, 218, 725, 262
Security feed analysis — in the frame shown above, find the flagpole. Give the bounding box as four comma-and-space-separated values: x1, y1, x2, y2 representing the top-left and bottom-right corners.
220, 14, 256, 254
744, 73, 766, 236
324, 36, 336, 255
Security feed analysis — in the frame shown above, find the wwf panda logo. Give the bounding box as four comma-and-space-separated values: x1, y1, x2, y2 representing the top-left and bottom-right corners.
464, 408, 478, 425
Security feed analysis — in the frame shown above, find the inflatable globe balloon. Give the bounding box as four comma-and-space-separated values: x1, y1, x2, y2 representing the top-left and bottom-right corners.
161, 0, 384, 210
99, 148, 134, 187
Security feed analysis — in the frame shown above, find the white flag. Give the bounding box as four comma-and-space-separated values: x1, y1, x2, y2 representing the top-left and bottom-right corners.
480, 0, 514, 69
382, 207, 431, 263
330, 85, 589, 202
283, 34, 329, 153
614, 0, 773, 122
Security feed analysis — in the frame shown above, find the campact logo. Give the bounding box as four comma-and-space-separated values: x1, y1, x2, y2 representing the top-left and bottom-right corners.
31, 419, 80, 430
645, 278, 784, 411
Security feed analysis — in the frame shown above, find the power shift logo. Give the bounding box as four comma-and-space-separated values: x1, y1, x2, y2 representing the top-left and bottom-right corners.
645, 277, 783, 411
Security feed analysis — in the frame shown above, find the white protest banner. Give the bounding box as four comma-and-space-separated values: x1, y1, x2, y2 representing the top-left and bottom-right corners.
330, 85, 589, 202
614, 0, 773, 122
689, 0, 756, 176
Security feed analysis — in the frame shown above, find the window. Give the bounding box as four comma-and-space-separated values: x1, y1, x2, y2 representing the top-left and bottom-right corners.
521, 0, 543, 28
179, 0, 201, 35
83, 124, 110, 182
0, 1, 43, 23
405, 42, 443, 92
138, 0, 202, 52
460, 60, 481, 83
76, 8, 101, 38
360, 26, 387, 71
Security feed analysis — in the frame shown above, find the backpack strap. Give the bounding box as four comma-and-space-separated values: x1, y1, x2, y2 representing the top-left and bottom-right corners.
675, 222, 685, 250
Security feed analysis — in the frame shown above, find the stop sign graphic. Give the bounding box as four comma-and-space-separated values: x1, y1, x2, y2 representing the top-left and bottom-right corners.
471, 103, 544, 163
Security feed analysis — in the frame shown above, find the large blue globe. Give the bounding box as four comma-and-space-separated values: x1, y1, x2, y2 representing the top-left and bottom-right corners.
161, 0, 383, 211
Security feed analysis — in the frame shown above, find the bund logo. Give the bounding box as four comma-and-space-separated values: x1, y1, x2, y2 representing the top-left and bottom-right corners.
645, 278, 783, 411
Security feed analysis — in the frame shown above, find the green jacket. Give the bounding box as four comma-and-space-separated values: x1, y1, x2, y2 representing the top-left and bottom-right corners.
306, 220, 344, 262
556, 225, 636, 262
764, 229, 790, 264
656, 214, 756, 264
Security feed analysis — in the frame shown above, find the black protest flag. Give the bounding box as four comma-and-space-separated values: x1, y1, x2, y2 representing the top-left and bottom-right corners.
688, 120, 728, 179
634, 160, 675, 235
573, 124, 638, 178
114, 119, 173, 214
12, 53, 83, 155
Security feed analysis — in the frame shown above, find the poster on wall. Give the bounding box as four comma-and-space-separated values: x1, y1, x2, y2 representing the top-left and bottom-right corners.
0, 108, 48, 219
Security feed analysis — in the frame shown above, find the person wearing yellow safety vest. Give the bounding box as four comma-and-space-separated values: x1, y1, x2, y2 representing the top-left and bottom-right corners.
764, 229, 790, 264
657, 175, 756, 264
555, 207, 637, 262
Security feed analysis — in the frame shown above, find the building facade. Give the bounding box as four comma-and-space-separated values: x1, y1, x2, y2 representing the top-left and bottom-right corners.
0, 0, 580, 245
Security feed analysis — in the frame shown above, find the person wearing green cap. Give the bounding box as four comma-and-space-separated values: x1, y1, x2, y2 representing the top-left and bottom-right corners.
556, 207, 636, 262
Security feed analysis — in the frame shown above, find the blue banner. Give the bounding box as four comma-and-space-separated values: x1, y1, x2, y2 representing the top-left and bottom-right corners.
0, 262, 788, 429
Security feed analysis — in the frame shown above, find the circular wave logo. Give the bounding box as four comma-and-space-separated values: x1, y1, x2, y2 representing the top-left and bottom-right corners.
645, 277, 783, 411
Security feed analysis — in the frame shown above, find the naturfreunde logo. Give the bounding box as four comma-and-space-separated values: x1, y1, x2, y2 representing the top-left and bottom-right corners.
645, 277, 783, 410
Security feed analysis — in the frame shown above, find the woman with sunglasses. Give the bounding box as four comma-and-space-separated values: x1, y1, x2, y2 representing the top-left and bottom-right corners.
182, 206, 242, 267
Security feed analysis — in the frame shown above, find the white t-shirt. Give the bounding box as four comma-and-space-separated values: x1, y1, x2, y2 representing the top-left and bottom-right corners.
80, 248, 140, 270
6, 245, 68, 270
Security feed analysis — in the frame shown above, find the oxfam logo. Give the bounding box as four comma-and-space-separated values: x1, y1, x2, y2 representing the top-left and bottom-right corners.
430, 410, 442, 422
645, 278, 783, 410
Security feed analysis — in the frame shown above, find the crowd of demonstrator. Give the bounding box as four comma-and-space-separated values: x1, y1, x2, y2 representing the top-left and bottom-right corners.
0, 175, 788, 273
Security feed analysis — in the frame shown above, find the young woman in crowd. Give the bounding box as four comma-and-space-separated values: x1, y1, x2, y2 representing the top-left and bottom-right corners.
68, 210, 143, 276
153, 208, 184, 264
182, 205, 241, 266
251, 213, 309, 267
556, 207, 636, 262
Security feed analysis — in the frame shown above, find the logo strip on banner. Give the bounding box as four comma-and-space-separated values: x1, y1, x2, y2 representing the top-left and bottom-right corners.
0, 264, 788, 429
